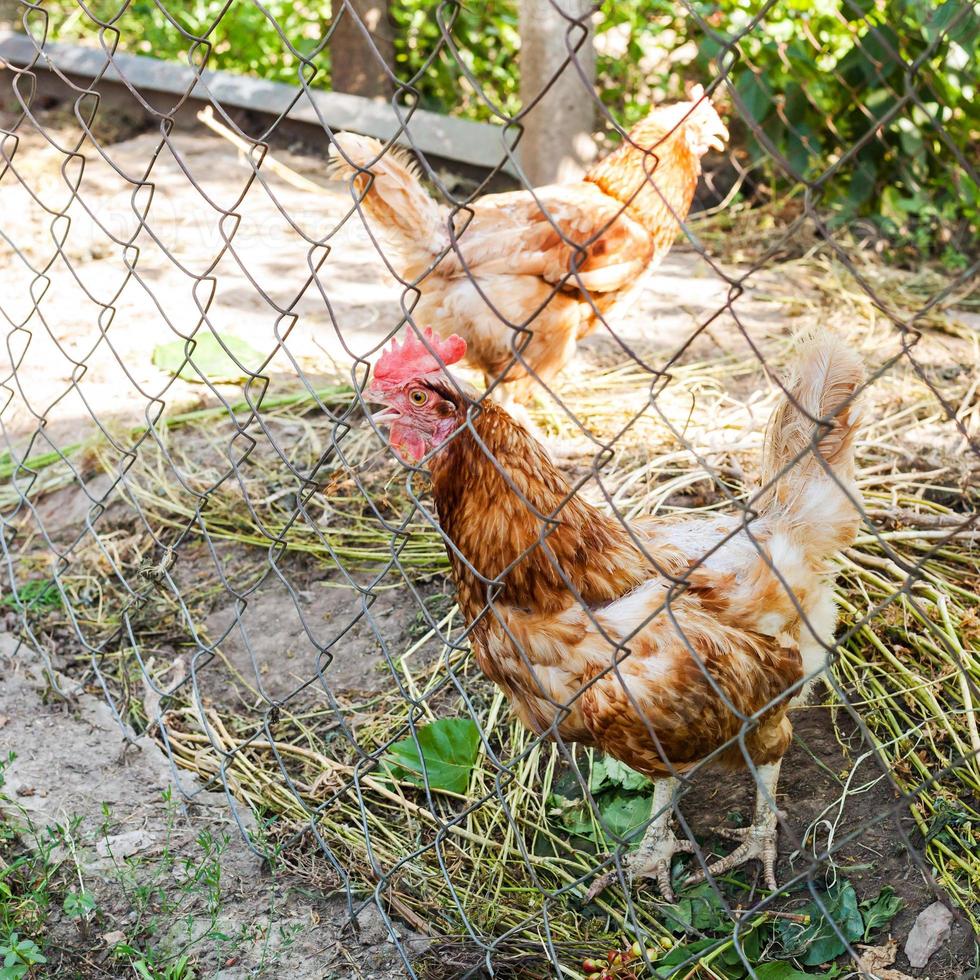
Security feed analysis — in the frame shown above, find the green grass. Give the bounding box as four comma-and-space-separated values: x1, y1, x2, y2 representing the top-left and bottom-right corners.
0, 756, 302, 979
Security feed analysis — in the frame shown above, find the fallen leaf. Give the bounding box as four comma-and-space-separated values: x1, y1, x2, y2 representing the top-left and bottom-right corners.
152, 330, 263, 384
856, 938, 914, 980
383, 718, 481, 795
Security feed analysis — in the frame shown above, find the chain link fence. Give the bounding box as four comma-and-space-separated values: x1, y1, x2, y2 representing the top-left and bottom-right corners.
1, 1, 978, 977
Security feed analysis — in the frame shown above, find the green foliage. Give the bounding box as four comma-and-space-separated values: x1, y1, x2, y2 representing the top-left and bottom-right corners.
590, 0, 977, 260
392, 1, 521, 118
776, 880, 902, 967
695, 0, 978, 262
649, 879, 902, 976
130, 953, 197, 980
35, 0, 974, 260
0, 756, 55, 979
859, 886, 903, 940
34, 1, 331, 88
383, 717, 481, 794
547, 754, 654, 850
588, 754, 652, 795
32, 0, 974, 257
0, 755, 303, 977
0, 580, 62, 612
62, 889, 97, 920
750, 964, 817, 980
548, 789, 653, 848
0, 935, 46, 980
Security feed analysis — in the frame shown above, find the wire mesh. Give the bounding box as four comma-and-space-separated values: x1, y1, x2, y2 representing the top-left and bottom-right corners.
1, 1, 978, 977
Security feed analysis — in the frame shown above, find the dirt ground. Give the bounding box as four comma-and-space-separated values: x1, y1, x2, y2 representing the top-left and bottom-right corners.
682, 707, 977, 979
0, 633, 425, 980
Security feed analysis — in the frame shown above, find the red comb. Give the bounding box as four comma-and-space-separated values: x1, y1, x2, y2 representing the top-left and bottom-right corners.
372, 327, 466, 390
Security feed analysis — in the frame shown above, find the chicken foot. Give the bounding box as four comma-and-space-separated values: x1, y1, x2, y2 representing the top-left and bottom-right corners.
585, 777, 694, 903
689, 760, 782, 891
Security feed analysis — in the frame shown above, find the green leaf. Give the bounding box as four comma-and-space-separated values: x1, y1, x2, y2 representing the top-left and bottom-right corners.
685, 882, 728, 931
847, 158, 877, 209
589, 756, 651, 794
132, 962, 154, 980
547, 788, 653, 850
0, 578, 62, 611
860, 886, 903, 940
110, 943, 140, 957
151, 330, 264, 384
784, 129, 812, 180
777, 879, 865, 966
841, 0, 875, 20
63, 889, 97, 918
596, 791, 653, 841
753, 963, 817, 979
929, 0, 974, 43
657, 937, 716, 968
736, 71, 773, 124
663, 897, 694, 933
880, 186, 908, 225
383, 718, 481, 795
739, 927, 761, 963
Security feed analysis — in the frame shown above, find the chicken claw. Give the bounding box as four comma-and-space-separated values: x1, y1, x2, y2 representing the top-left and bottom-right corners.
586, 832, 694, 904
689, 819, 779, 891
585, 777, 693, 904
687, 761, 782, 891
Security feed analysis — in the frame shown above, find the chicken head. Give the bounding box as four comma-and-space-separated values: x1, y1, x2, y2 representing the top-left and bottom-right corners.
367, 327, 469, 462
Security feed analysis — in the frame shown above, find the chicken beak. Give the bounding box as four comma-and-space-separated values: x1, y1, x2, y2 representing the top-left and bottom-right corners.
362, 383, 401, 426
370, 408, 401, 425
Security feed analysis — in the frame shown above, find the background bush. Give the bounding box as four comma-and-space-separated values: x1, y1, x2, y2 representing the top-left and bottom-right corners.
26, 0, 979, 263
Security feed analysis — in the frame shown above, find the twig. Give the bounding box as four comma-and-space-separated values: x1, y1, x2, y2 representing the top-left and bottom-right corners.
735, 909, 811, 924
868, 507, 978, 529
196, 105, 332, 195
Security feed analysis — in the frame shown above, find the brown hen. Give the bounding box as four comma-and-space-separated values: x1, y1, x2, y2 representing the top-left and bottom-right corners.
334, 89, 728, 404
367, 327, 864, 899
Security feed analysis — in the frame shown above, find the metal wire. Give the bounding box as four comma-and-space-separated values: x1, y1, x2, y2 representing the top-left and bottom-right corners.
1, 1, 978, 977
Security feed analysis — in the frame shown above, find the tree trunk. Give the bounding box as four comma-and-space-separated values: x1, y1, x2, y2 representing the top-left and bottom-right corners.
329, 0, 394, 100
518, 0, 597, 186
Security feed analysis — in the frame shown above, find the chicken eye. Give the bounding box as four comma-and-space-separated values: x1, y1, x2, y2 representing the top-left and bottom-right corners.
410, 389, 428, 406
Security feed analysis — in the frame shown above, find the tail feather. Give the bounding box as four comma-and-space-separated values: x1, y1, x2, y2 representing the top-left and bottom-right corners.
329, 133, 449, 261
759, 332, 865, 556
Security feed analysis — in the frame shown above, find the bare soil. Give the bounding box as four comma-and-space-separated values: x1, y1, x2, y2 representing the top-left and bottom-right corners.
682, 707, 976, 979
0, 636, 420, 980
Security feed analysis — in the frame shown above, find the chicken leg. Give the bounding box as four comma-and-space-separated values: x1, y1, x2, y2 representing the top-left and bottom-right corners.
691, 760, 782, 890
586, 777, 694, 903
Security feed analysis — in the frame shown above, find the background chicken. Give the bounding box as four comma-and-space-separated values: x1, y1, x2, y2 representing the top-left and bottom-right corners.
367, 327, 864, 899
335, 88, 728, 405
